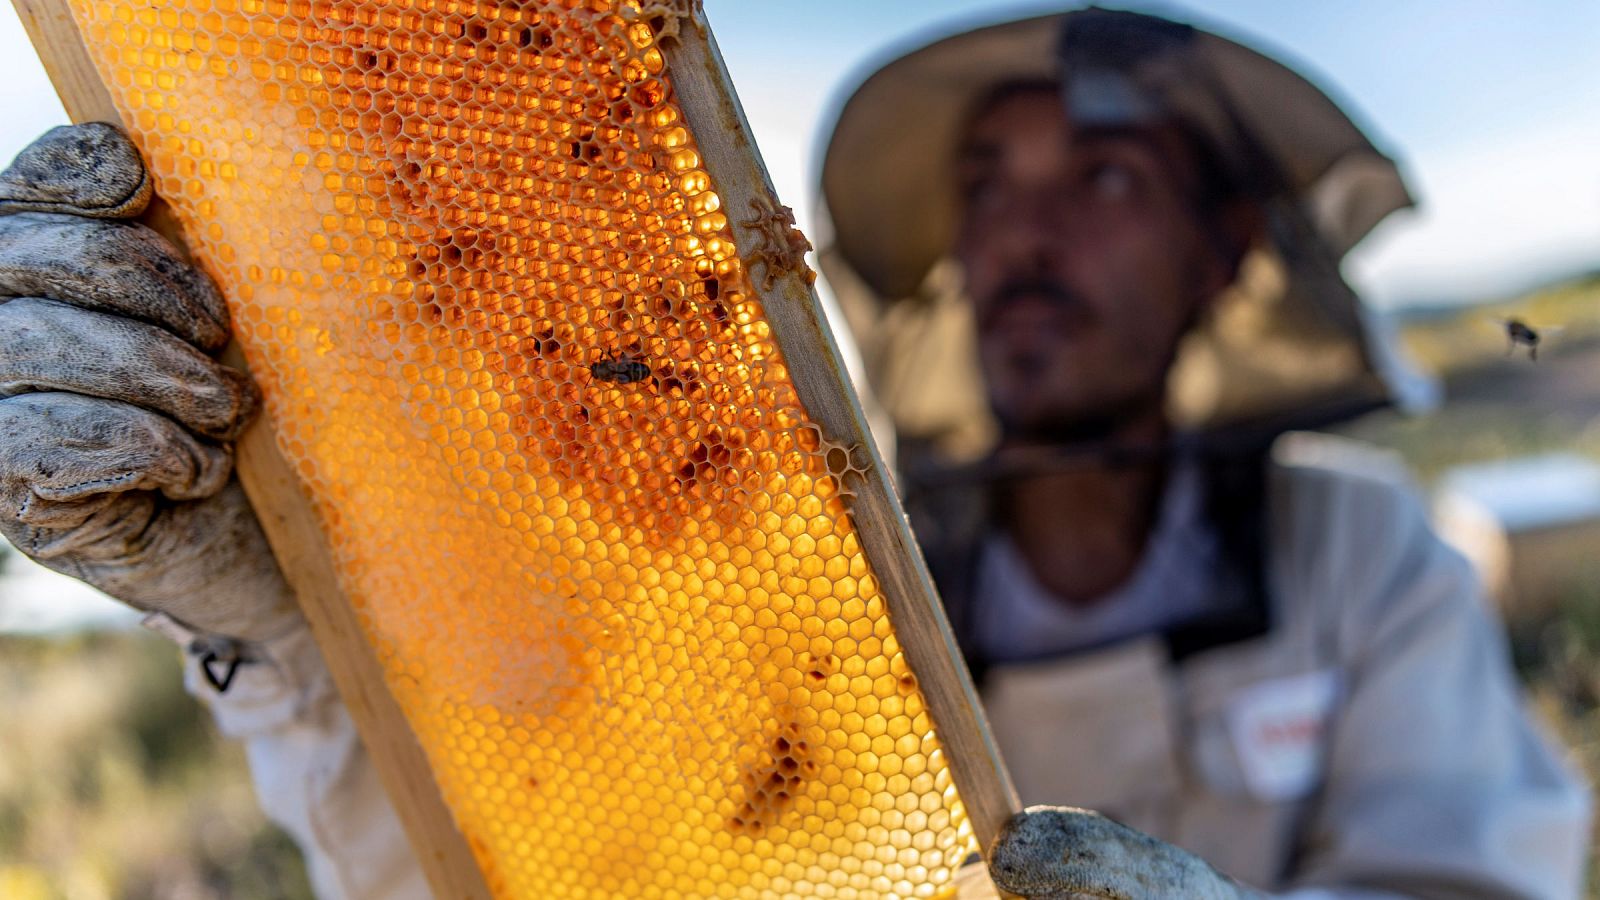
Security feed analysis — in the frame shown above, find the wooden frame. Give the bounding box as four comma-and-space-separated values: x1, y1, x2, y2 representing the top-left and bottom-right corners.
13, 1, 1018, 896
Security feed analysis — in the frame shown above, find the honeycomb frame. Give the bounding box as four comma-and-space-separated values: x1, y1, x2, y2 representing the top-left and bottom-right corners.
20, 1, 1018, 897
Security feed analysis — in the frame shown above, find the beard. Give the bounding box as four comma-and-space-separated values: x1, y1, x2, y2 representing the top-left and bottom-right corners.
974, 273, 1196, 449
991, 386, 1164, 446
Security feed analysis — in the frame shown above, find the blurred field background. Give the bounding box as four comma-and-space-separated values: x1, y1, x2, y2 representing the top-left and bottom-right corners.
1339, 271, 1600, 893
3, 273, 1600, 897
0, 624, 314, 900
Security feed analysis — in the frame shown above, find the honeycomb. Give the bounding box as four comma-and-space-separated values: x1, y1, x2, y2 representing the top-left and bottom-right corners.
61, 1, 976, 897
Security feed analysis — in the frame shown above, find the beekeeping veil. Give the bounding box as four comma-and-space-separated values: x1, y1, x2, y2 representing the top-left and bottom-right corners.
818, 6, 1434, 464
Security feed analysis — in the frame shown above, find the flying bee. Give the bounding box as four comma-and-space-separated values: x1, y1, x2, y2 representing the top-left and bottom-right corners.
589, 352, 654, 385
1493, 317, 1564, 361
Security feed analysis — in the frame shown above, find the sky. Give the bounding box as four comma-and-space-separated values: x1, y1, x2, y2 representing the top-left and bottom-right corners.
0, 1, 1595, 308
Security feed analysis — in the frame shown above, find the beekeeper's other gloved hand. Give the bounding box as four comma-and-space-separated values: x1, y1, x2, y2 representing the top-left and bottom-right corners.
0, 122, 300, 646
988, 807, 1262, 900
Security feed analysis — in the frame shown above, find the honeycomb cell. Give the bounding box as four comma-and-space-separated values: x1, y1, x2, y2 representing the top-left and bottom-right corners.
65, 1, 976, 897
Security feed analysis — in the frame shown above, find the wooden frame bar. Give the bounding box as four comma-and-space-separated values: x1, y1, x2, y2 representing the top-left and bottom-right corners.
658, 11, 1019, 896
658, 4, 1021, 857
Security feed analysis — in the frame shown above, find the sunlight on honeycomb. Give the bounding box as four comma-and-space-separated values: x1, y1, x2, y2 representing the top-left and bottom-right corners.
66, 1, 975, 896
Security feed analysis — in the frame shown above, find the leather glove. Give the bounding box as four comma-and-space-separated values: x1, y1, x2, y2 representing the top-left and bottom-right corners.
0, 122, 300, 645
988, 807, 1261, 900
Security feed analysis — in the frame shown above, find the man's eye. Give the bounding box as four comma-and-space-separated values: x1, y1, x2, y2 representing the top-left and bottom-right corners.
1085, 162, 1135, 199
960, 177, 1003, 213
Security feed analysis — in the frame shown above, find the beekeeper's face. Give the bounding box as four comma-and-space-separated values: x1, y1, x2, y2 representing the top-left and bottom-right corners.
954, 85, 1235, 441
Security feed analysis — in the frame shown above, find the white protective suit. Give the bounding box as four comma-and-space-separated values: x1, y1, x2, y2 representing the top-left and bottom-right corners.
175, 432, 1591, 899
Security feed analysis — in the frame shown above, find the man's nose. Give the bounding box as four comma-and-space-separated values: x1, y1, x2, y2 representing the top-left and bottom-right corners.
991, 193, 1079, 269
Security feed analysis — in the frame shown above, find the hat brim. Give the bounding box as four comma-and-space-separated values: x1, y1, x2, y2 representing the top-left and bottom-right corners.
821, 14, 1058, 302
817, 8, 1432, 444
821, 9, 1412, 300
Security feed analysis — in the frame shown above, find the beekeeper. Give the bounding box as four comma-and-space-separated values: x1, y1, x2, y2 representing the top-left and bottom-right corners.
818, 6, 1591, 898
0, 7, 1587, 900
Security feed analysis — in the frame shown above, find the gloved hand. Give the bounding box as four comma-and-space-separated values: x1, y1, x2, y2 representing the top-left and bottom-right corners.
0, 122, 300, 646
988, 806, 1261, 900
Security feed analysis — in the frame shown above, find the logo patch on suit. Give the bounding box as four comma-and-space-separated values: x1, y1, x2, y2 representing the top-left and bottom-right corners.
1226, 669, 1339, 800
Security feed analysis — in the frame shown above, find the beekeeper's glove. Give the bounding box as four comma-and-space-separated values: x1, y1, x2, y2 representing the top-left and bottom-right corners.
0, 122, 301, 650
989, 807, 1261, 899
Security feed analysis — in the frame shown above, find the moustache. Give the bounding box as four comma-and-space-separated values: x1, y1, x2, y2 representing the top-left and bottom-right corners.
977, 278, 1093, 330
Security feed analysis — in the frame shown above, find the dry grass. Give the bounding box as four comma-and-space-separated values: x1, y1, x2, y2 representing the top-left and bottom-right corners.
0, 630, 312, 900
1397, 273, 1600, 379
1509, 586, 1600, 894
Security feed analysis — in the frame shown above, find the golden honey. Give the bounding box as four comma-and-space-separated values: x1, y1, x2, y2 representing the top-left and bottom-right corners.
64, 1, 975, 897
